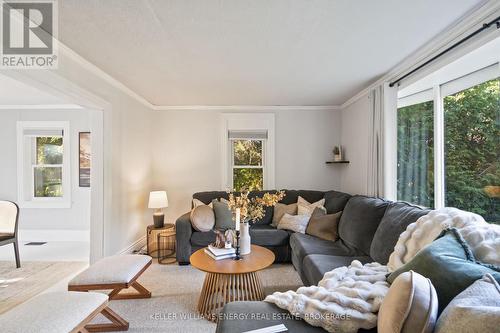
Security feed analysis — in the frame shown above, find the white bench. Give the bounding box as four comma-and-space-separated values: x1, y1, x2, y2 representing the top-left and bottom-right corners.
0, 291, 128, 333
68, 254, 152, 301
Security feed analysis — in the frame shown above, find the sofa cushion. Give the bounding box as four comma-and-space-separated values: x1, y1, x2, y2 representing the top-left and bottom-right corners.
212, 199, 233, 230
378, 271, 438, 333
190, 205, 215, 232
370, 202, 430, 264
306, 208, 341, 241
324, 190, 351, 214
191, 229, 216, 247
289, 233, 359, 272
271, 202, 298, 227
388, 228, 500, 314
250, 224, 290, 247
303, 254, 372, 286
297, 196, 326, 216
338, 195, 390, 255
193, 191, 229, 205
434, 273, 500, 333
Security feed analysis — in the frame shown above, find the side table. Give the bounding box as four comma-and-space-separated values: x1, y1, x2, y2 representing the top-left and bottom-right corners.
146, 224, 174, 258
158, 230, 176, 264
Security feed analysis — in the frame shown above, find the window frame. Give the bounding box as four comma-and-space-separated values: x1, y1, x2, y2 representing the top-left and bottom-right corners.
396, 62, 500, 208
229, 138, 266, 191
17, 121, 71, 208
221, 113, 275, 191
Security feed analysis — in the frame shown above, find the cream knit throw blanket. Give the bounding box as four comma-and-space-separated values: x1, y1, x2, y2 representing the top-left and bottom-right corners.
387, 207, 500, 271
265, 260, 389, 333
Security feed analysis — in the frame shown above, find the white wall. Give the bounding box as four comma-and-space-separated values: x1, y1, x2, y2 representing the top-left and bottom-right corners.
151, 109, 342, 221
0, 109, 90, 237
339, 93, 371, 195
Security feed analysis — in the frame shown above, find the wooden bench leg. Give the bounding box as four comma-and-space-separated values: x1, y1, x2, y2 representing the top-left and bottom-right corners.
85, 307, 129, 332
111, 281, 152, 300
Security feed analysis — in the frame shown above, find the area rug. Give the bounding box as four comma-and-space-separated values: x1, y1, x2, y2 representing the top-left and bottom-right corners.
0, 261, 87, 314
92, 263, 303, 333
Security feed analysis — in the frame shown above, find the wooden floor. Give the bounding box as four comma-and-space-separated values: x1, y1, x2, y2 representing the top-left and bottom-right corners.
0, 261, 87, 314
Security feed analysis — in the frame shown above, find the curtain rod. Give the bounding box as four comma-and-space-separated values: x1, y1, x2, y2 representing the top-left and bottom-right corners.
389, 15, 500, 88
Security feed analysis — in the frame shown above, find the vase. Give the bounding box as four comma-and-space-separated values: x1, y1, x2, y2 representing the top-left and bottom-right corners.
239, 222, 251, 255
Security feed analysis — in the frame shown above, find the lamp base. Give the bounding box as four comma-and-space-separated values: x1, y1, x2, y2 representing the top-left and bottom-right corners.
153, 213, 165, 228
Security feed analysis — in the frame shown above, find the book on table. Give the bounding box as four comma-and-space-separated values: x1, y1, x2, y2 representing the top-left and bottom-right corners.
205, 245, 236, 260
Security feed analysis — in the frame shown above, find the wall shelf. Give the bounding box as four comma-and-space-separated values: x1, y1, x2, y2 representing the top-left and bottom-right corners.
325, 161, 350, 164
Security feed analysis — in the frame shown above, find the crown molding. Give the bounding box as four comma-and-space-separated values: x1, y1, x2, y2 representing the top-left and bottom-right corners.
152, 105, 341, 111
0, 104, 83, 109
340, 0, 500, 110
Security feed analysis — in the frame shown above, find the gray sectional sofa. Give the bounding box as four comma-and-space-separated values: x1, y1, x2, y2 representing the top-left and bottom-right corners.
176, 189, 430, 332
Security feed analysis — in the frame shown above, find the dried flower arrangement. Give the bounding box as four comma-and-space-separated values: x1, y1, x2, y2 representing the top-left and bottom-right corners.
227, 190, 286, 223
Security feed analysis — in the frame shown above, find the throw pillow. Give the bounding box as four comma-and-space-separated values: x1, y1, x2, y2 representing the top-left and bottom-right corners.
212, 199, 234, 230
272, 203, 297, 227
387, 228, 500, 314
305, 207, 341, 241
378, 271, 438, 333
434, 273, 500, 333
277, 213, 310, 234
190, 205, 215, 232
297, 196, 326, 216
192, 198, 213, 208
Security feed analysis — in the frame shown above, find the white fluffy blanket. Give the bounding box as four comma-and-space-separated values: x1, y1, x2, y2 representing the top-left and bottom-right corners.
265, 261, 389, 333
387, 207, 500, 271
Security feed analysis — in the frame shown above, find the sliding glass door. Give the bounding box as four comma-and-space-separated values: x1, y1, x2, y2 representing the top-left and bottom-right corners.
397, 65, 499, 223
443, 78, 499, 222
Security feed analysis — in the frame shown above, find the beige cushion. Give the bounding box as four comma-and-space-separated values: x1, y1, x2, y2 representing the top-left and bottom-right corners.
69, 254, 151, 286
306, 208, 341, 241
277, 213, 310, 234
0, 291, 108, 333
192, 198, 213, 208
378, 270, 438, 333
434, 273, 500, 333
0, 201, 17, 234
190, 205, 215, 232
297, 196, 325, 216
272, 203, 297, 227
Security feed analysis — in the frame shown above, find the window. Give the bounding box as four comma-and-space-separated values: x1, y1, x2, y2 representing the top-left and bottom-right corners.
231, 137, 264, 191
221, 113, 275, 191
443, 78, 499, 222
397, 100, 434, 207
17, 121, 71, 208
397, 63, 499, 223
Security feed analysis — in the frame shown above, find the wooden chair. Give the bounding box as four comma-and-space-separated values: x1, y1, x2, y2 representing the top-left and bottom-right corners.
0, 200, 20, 268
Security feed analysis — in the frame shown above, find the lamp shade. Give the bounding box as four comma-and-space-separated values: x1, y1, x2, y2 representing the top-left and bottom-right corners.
148, 191, 168, 209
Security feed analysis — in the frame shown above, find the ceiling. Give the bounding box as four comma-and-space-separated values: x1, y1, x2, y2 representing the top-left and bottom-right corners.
58, 0, 485, 106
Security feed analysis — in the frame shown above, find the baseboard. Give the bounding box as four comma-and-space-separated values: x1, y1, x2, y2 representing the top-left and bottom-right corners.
117, 235, 147, 255
18, 229, 90, 242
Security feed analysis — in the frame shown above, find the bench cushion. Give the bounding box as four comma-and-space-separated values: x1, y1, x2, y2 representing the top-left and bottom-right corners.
0, 291, 107, 333
69, 254, 151, 286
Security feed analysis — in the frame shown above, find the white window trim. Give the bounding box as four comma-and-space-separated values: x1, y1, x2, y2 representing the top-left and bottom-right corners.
16, 121, 71, 208
221, 113, 275, 190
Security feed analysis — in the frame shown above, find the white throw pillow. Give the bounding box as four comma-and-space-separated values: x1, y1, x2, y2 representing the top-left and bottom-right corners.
277, 213, 310, 233
378, 270, 438, 333
434, 274, 500, 333
190, 205, 215, 232
297, 196, 326, 216
192, 198, 213, 208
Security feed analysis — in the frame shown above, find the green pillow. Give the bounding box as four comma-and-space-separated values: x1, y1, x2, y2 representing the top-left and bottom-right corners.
212, 199, 234, 230
387, 228, 500, 314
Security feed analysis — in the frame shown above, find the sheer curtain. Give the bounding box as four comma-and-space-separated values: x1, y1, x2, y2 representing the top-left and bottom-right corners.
367, 83, 398, 199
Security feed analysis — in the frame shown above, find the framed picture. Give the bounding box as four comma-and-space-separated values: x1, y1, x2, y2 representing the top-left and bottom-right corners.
79, 132, 91, 187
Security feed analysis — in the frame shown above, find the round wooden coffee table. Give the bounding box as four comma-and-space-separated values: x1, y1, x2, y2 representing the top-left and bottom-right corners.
190, 244, 275, 322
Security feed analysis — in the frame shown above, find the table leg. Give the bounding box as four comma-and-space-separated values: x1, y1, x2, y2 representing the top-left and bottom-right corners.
197, 272, 266, 322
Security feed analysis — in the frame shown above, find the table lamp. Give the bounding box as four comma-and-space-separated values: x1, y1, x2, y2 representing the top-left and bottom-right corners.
148, 191, 168, 228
